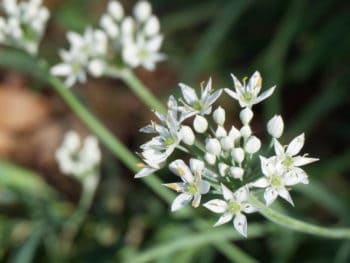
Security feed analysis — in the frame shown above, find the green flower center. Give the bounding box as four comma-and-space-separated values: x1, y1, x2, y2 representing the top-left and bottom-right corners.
164, 137, 175, 146
283, 156, 294, 167
187, 183, 198, 194
227, 200, 241, 215
270, 175, 283, 188
243, 92, 253, 102
72, 61, 82, 73
193, 101, 202, 111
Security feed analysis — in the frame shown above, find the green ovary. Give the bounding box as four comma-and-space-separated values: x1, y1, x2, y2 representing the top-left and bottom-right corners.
193, 101, 202, 111
164, 137, 175, 146
243, 92, 253, 102
270, 175, 283, 188
187, 183, 198, 194
283, 156, 294, 167
228, 200, 241, 215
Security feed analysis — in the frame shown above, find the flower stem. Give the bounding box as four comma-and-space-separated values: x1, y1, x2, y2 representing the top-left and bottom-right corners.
249, 195, 350, 239
105, 67, 166, 113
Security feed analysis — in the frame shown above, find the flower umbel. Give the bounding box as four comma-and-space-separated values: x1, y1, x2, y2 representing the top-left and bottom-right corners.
135, 71, 319, 236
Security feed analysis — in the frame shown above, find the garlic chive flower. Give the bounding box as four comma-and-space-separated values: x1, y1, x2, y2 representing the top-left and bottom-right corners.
55, 131, 101, 182
135, 72, 319, 236
164, 159, 210, 211
0, 0, 50, 54
204, 184, 257, 237
225, 71, 275, 108
51, 1, 164, 87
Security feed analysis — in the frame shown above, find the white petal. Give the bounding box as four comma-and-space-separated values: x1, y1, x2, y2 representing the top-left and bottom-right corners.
233, 213, 247, 237
198, 180, 210, 194
146, 35, 163, 52
286, 133, 305, 156
135, 166, 157, 178
278, 187, 294, 206
179, 83, 198, 105
264, 187, 278, 206
50, 64, 72, 76
224, 88, 239, 101
230, 73, 244, 94
259, 156, 270, 176
221, 183, 234, 200
247, 71, 261, 93
251, 177, 269, 188
190, 158, 205, 175
171, 193, 192, 212
234, 186, 249, 202
192, 193, 202, 208
274, 139, 285, 156
214, 212, 233, 227
293, 156, 319, 166
242, 203, 258, 214
254, 86, 276, 104
169, 159, 194, 183
204, 199, 227, 213
162, 182, 186, 192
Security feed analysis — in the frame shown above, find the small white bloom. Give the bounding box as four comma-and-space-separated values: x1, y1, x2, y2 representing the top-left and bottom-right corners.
164, 159, 210, 211
108, 1, 124, 21
206, 138, 221, 156
221, 136, 234, 151
100, 14, 119, 38
228, 125, 241, 141
203, 184, 257, 237
193, 115, 208, 133
178, 78, 222, 118
180, 125, 195, 145
215, 126, 227, 138
88, 59, 106, 77
231, 148, 245, 164
230, 167, 244, 180
240, 125, 252, 138
267, 115, 284, 138
225, 71, 276, 108
133, 1, 152, 22
239, 107, 254, 125
144, 15, 160, 36
245, 136, 261, 154
213, 106, 226, 126
218, 163, 229, 176
205, 152, 216, 165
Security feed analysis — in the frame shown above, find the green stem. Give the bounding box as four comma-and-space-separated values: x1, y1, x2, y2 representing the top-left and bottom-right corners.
250, 195, 350, 239
105, 67, 166, 113
128, 223, 268, 263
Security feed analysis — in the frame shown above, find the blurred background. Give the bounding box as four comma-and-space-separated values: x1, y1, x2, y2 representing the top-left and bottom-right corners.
0, 0, 349, 262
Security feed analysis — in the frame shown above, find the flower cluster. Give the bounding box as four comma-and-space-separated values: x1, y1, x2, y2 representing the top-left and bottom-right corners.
51, 0, 164, 87
135, 71, 319, 236
0, 0, 50, 54
55, 131, 101, 184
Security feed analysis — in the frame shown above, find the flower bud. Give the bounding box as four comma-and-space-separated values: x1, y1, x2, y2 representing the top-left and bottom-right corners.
239, 107, 254, 125
267, 115, 284, 138
228, 125, 241, 141
215, 126, 227, 138
101, 14, 119, 38
230, 167, 244, 180
231, 148, 244, 164
108, 1, 124, 20
206, 138, 221, 156
240, 125, 252, 138
245, 136, 261, 154
121, 17, 135, 35
193, 115, 208, 133
144, 15, 160, 36
218, 163, 229, 176
213, 106, 225, 125
205, 152, 216, 165
88, 59, 106, 77
133, 1, 152, 22
180, 126, 195, 145
220, 136, 234, 151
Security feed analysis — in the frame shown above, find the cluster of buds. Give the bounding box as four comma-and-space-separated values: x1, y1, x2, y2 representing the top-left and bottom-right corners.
55, 131, 101, 188
51, 0, 164, 87
135, 71, 318, 236
0, 0, 50, 54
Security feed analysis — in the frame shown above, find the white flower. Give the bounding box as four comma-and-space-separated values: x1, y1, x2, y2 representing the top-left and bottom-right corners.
107, 1, 124, 21
251, 156, 306, 206
215, 126, 227, 138
267, 115, 284, 138
0, 0, 50, 54
225, 71, 275, 108
205, 152, 216, 165
245, 136, 261, 154
231, 148, 245, 164
228, 125, 241, 141
55, 131, 101, 179
273, 134, 319, 171
220, 136, 234, 151
178, 78, 222, 118
230, 167, 244, 180
240, 125, 252, 138
213, 106, 226, 126
193, 115, 208, 133
180, 125, 195, 146
239, 107, 254, 125
133, 1, 152, 22
164, 159, 210, 211
204, 184, 257, 237
206, 138, 221, 156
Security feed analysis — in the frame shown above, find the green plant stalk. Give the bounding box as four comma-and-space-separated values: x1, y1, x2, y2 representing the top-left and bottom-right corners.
128, 223, 268, 263
249, 195, 350, 239
105, 67, 166, 113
